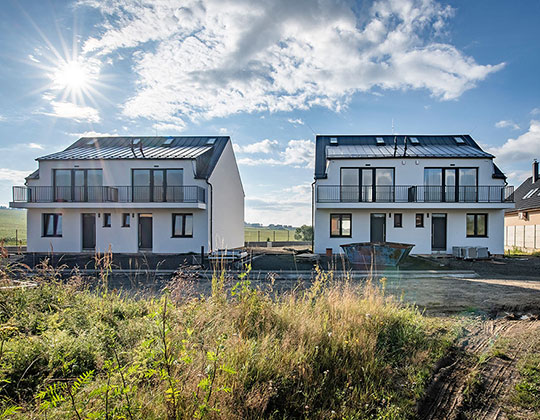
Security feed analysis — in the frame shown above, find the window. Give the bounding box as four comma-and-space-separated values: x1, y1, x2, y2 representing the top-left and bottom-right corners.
103, 213, 111, 228
339, 167, 394, 202
330, 214, 351, 237
376, 137, 385, 145
53, 169, 103, 202
394, 213, 403, 228
410, 137, 420, 145
122, 213, 130, 227
43, 213, 62, 237
416, 213, 424, 228
172, 214, 193, 237
132, 169, 184, 202
466, 214, 488, 237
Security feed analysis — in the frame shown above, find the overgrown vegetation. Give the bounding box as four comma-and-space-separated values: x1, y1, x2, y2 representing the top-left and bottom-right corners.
505, 246, 540, 257
0, 257, 456, 419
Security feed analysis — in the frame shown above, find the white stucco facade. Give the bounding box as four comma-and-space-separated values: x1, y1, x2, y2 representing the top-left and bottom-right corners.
313, 136, 513, 256
12, 137, 244, 254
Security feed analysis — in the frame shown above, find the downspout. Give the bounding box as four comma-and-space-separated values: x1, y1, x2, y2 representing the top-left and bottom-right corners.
311, 180, 315, 252
206, 179, 213, 252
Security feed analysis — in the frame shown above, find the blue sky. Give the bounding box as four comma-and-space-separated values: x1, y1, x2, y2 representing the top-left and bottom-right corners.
0, 0, 539, 225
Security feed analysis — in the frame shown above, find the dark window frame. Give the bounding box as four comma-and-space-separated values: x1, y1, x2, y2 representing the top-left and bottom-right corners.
394, 213, 403, 228
42, 213, 62, 237
103, 213, 112, 228
466, 213, 488, 237
423, 166, 479, 202
53, 168, 103, 202
131, 168, 184, 202
339, 167, 395, 202
415, 213, 424, 228
122, 213, 131, 228
330, 213, 352, 238
172, 213, 193, 238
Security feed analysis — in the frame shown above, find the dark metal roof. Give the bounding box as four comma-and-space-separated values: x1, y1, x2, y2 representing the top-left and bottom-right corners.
508, 176, 540, 212
25, 169, 39, 180
37, 136, 230, 179
315, 135, 499, 179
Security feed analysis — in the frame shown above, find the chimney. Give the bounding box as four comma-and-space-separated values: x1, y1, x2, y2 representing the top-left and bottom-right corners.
534, 159, 539, 183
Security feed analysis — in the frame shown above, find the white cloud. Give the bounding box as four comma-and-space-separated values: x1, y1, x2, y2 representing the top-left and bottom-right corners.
488, 120, 540, 164
0, 168, 31, 184
495, 120, 520, 130
79, 0, 503, 126
234, 139, 278, 154
152, 121, 186, 134
531, 108, 540, 116
0, 115, 5, 121
288, 118, 304, 125
43, 101, 101, 123
237, 139, 314, 168
27, 143, 44, 149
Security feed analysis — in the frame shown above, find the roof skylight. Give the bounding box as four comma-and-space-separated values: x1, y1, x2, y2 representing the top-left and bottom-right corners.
206, 138, 216, 145
454, 136, 466, 145
376, 137, 385, 145
86, 139, 97, 145
132, 138, 140, 145
163, 137, 174, 146
410, 137, 420, 145
330, 137, 338, 145
523, 188, 539, 199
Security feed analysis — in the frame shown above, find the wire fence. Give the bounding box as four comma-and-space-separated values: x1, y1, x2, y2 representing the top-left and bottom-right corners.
0, 229, 26, 246
244, 229, 300, 242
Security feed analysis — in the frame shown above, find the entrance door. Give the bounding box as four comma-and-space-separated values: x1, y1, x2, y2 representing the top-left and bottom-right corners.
431, 213, 447, 251
82, 213, 96, 250
138, 214, 153, 250
370, 213, 386, 243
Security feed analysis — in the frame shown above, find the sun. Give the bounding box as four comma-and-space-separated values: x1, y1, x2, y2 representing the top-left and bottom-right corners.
52, 60, 91, 92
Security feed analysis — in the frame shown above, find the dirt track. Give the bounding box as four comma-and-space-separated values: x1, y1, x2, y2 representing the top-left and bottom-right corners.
418, 318, 540, 419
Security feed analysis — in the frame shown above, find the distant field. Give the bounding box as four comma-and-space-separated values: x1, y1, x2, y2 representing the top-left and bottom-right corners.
0, 209, 26, 245
245, 227, 300, 242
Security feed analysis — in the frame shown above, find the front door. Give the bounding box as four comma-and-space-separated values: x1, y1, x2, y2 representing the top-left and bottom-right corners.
370, 213, 386, 243
431, 213, 447, 251
138, 214, 153, 250
82, 213, 96, 250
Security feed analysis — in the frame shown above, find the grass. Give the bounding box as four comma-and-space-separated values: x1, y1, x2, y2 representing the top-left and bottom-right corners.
505, 246, 540, 257
244, 227, 300, 242
0, 258, 456, 419
0, 209, 26, 246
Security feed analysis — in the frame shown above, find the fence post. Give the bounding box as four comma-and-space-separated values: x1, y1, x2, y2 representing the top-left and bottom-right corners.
15, 229, 18, 246
258, 230, 260, 242
273, 231, 276, 242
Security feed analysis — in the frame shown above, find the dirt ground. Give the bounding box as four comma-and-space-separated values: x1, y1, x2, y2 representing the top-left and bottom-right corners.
418, 317, 540, 420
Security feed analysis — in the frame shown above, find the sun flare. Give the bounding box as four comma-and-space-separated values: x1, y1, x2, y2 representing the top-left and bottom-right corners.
53, 60, 90, 91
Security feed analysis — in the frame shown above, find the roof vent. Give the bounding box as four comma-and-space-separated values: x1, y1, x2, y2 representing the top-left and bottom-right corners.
206, 138, 216, 145
376, 137, 385, 145
410, 137, 420, 145
454, 136, 465, 145
329, 137, 338, 145
163, 137, 174, 146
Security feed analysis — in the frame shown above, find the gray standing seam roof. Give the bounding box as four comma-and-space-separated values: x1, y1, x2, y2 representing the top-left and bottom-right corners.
315, 135, 503, 180
36, 136, 229, 180
508, 176, 540, 212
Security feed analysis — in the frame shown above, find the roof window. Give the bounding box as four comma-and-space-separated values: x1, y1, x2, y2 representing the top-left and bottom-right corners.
454, 136, 466, 145
163, 137, 174, 146
410, 137, 420, 145
523, 188, 539, 199
86, 139, 97, 145
330, 137, 338, 145
206, 138, 216, 145
132, 138, 140, 145
376, 137, 385, 145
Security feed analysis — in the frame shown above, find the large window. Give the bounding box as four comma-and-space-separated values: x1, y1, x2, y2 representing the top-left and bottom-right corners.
423, 167, 477, 202
330, 214, 352, 237
172, 213, 193, 237
466, 214, 487, 237
132, 169, 183, 202
53, 169, 103, 202
43, 213, 62, 237
340, 168, 394, 202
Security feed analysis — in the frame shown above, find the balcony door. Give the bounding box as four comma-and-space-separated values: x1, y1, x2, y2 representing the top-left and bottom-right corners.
340, 168, 394, 202
54, 169, 103, 202
132, 169, 183, 202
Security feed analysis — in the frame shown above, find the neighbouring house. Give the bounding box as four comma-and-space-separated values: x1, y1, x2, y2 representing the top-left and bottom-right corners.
10, 136, 244, 254
504, 160, 540, 252
313, 135, 514, 255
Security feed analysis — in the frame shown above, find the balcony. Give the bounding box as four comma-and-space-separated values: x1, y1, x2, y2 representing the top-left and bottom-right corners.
12, 185, 206, 204
316, 185, 514, 204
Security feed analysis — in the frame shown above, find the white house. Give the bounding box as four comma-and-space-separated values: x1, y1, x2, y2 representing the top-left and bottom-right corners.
10, 136, 244, 254
313, 135, 514, 256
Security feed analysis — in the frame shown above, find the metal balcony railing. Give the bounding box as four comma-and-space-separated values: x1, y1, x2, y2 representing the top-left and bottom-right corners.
12, 185, 206, 204
316, 185, 514, 203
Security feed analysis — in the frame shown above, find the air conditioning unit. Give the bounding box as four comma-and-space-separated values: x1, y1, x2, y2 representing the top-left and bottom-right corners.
519, 211, 528, 221
476, 247, 489, 259
452, 246, 464, 258
463, 247, 478, 260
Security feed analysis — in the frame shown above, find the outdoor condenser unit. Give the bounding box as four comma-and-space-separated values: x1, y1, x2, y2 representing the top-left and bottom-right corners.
452, 246, 463, 258
463, 247, 478, 260
476, 247, 489, 259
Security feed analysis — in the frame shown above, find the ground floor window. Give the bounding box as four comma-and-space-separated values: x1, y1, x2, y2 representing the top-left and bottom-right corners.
172, 213, 193, 237
415, 213, 424, 228
466, 213, 488, 237
122, 213, 130, 227
394, 213, 403, 228
330, 213, 351, 237
43, 213, 62, 237
103, 213, 112, 227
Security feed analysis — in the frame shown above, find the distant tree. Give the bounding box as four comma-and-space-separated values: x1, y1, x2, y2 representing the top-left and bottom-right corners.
294, 225, 313, 241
